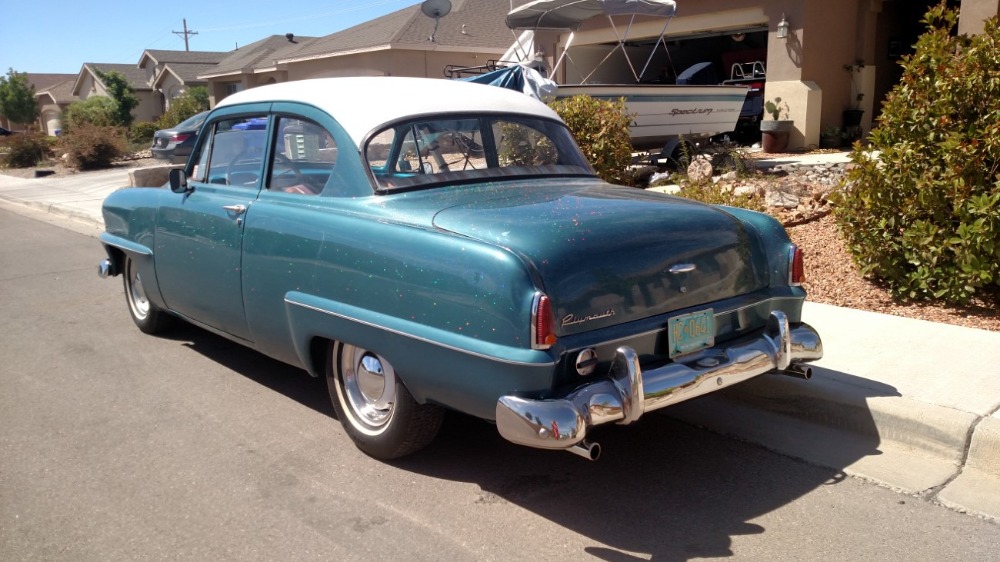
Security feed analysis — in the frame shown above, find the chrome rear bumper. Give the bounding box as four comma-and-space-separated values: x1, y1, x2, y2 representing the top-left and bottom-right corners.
495, 310, 822, 451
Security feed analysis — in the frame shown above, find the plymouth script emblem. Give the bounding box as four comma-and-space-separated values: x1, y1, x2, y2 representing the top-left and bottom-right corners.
562, 309, 616, 327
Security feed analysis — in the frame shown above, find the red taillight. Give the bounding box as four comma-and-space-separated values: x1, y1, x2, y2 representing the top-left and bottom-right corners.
532, 293, 557, 349
171, 133, 191, 143
789, 245, 805, 285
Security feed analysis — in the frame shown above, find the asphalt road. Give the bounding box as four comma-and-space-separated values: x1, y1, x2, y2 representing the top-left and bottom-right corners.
2, 204, 999, 561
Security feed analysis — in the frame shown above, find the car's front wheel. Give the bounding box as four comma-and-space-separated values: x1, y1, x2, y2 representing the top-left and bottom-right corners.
327, 342, 443, 459
123, 255, 174, 334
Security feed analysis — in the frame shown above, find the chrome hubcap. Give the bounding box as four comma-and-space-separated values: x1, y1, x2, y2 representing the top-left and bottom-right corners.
127, 261, 150, 319
340, 346, 396, 430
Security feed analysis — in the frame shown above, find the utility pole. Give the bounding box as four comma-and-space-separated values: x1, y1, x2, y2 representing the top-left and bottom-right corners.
172, 19, 198, 51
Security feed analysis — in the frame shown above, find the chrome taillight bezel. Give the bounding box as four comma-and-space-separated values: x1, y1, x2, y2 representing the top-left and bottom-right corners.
530, 292, 555, 350
788, 245, 805, 286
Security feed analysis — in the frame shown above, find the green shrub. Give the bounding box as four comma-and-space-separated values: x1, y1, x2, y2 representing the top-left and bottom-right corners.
59, 123, 126, 170
833, 3, 1000, 305
94, 69, 138, 128
156, 86, 209, 129
130, 121, 158, 144
548, 95, 634, 186
62, 97, 118, 131
0, 131, 51, 168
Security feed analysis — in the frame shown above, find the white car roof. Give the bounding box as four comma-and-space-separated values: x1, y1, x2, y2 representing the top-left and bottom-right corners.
214, 77, 562, 148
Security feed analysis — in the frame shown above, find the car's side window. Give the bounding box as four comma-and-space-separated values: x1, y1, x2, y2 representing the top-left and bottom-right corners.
267, 117, 337, 195
190, 116, 268, 187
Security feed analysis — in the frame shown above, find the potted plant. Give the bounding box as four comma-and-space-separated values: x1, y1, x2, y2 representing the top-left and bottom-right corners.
760, 97, 792, 153
820, 125, 843, 149
843, 93, 865, 127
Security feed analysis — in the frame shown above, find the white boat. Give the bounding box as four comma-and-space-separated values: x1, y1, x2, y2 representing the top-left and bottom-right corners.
504, 0, 749, 152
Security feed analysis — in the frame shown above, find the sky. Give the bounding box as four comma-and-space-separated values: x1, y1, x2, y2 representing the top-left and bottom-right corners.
0, 0, 423, 75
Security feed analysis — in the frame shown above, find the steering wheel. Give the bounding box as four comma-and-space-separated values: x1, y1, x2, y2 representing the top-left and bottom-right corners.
225, 147, 262, 186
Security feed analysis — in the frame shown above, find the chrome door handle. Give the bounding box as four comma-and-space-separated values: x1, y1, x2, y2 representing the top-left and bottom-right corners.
222, 204, 247, 215
669, 263, 697, 274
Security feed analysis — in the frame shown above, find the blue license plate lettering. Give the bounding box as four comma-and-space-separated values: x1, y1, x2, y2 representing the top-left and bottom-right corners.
668, 309, 715, 358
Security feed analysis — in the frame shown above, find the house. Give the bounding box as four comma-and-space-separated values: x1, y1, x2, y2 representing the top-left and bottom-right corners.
199, 0, 518, 105
137, 49, 228, 112
34, 78, 79, 135
521, 0, 995, 150
198, 34, 319, 106
0, 73, 75, 132
71, 63, 160, 123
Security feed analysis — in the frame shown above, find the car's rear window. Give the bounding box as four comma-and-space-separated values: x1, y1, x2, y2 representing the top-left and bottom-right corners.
365, 115, 595, 191
177, 111, 209, 130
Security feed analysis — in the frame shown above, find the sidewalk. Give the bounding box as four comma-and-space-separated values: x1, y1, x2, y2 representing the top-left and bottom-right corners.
1, 165, 998, 521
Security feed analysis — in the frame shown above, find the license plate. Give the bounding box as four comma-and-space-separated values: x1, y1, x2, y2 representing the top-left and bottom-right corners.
668, 308, 715, 358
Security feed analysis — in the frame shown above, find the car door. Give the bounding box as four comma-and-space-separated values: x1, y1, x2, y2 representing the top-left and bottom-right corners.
154, 104, 272, 341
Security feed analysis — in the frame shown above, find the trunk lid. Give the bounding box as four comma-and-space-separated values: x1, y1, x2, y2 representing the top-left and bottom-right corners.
431, 181, 768, 334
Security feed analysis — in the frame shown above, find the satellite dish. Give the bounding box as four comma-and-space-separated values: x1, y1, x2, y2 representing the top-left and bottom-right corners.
421, 0, 452, 42
421, 0, 451, 18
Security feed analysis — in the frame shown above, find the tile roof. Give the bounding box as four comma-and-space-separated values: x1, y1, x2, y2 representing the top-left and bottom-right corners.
278, 0, 518, 64
81, 63, 152, 91
138, 49, 229, 68
35, 79, 79, 105
199, 35, 318, 78
25, 73, 77, 92
157, 63, 219, 85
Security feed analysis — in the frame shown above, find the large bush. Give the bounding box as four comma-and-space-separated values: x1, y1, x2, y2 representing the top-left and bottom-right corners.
548, 95, 634, 186
156, 86, 209, 129
0, 131, 51, 168
834, 3, 1000, 305
58, 123, 126, 170
62, 97, 118, 131
130, 121, 158, 144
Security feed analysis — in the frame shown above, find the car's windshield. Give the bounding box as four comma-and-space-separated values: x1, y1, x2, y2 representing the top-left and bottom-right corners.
365, 114, 595, 191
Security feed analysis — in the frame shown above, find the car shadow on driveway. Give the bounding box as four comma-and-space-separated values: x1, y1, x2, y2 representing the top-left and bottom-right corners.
163, 322, 335, 418
167, 322, 900, 561
394, 399, 887, 561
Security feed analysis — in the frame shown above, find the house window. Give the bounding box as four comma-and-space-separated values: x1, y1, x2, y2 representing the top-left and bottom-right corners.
225, 83, 244, 96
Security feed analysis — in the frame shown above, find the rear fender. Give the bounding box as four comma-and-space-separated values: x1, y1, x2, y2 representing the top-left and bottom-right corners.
284, 291, 555, 421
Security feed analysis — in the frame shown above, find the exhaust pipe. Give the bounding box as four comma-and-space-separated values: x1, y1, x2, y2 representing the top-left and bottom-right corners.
566, 439, 601, 461
778, 364, 812, 380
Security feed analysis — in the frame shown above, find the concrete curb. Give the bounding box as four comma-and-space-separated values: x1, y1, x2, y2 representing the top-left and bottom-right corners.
663, 343, 1000, 521
0, 195, 105, 229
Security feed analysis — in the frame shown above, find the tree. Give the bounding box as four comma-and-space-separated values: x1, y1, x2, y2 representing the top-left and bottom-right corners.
0, 68, 39, 127
94, 68, 138, 127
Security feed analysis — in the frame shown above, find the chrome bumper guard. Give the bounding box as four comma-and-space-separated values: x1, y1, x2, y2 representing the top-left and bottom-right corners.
496, 310, 823, 450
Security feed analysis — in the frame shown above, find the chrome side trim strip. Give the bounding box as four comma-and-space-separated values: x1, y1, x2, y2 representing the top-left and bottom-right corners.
284, 297, 555, 367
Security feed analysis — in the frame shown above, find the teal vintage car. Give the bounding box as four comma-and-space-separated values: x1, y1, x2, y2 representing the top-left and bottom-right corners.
98, 77, 822, 461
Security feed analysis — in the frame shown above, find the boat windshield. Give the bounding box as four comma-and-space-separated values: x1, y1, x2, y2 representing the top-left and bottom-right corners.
365, 114, 595, 192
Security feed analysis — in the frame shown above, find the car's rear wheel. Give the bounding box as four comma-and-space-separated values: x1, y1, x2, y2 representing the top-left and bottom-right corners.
327, 342, 443, 459
123, 255, 174, 334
